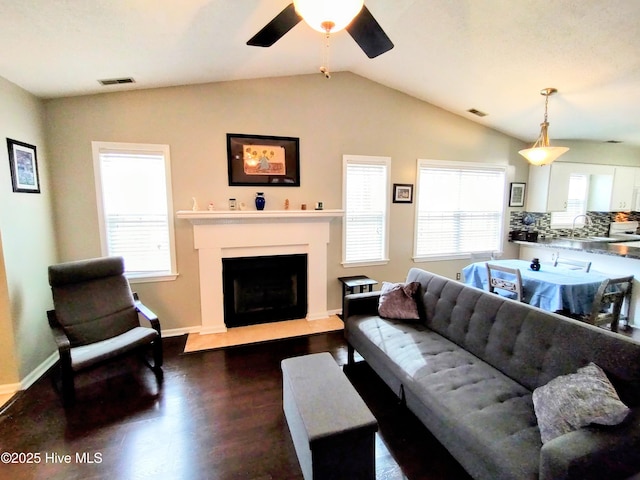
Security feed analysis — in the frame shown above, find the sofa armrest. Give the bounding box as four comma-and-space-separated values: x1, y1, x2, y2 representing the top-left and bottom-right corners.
344, 291, 381, 320
540, 409, 640, 480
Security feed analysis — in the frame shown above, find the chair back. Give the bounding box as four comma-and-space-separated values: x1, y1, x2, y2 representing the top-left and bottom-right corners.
48, 256, 138, 346
553, 257, 592, 272
587, 275, 634, 331
485, 263, 523, 302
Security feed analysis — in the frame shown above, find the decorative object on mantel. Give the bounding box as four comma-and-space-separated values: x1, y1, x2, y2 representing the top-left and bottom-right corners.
7, 138, 40, 194
301, 204, 307, 210
284, 199, 290, 210
227, 133, 300, 187
315, 201, 324, 210
239, 202, 247, 211
207, 203, 215, 211
518, 88, 569, 166
228, 198, 237, 210
191, 197, 199, 211
255, 192, 266, 210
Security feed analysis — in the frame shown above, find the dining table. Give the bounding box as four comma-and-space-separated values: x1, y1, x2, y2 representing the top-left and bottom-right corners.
461, 258, 610, 315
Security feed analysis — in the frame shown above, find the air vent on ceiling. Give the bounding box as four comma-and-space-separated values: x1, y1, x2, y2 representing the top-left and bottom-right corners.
605, 140, 623, 144
467, 108, 488, 117
98, 77, 135, 86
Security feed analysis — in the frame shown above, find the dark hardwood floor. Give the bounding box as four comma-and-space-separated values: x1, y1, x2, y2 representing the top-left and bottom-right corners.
0, 332, 470, 480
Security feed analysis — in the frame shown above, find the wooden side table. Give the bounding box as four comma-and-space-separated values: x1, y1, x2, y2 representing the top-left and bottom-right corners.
338, 275, 378, 318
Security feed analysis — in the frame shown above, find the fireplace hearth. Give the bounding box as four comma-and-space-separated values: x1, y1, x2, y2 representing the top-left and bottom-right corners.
222, 254, 308, 328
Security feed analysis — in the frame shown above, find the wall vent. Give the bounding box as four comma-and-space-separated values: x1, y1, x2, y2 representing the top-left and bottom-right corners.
98, 77, 136, 86
605, 140, 623, 144
467, 108, 488, 117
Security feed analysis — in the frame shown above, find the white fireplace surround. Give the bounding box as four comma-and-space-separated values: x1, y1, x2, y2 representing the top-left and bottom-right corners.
177, 210, 344, 334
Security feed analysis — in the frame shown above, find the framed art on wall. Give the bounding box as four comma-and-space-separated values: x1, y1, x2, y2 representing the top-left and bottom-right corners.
393, 183, 413, 203
509, 182, 526, 207
227, 133, 300, 186
7, 138, 40, 193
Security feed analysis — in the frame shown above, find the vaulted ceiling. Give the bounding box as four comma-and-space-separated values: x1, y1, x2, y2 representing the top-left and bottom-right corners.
1, 0, 639, 146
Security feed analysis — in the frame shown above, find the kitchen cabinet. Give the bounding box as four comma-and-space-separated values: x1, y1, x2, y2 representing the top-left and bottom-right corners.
526, 162, 575, 212
610, 166, 638, 211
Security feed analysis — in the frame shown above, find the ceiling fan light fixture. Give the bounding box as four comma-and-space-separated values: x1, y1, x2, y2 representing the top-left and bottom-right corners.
518, 87, 569, 166
293, 0, 364, 33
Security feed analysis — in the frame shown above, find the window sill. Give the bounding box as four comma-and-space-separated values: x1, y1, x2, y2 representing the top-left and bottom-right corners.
342, 259, 389, 268
128, 273, 179, 284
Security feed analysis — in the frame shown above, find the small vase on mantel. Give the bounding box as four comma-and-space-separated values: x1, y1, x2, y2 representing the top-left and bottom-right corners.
255, 192, 266, 211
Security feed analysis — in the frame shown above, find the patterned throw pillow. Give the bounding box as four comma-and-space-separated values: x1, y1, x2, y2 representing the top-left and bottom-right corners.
533, 363, 630, 444
378, 281, 421, 320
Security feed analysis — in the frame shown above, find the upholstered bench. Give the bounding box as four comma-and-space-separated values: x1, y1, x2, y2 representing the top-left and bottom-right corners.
281, 352, 378, 480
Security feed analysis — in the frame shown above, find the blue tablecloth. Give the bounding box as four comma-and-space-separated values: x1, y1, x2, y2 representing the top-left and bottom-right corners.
462, 259, 609, 315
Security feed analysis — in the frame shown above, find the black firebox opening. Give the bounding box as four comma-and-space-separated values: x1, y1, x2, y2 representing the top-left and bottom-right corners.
222, 254, 308, 328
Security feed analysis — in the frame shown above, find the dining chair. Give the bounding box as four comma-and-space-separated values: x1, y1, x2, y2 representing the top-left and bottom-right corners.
553, 257, 592, 272
485, 263, 524, 302
583, 275, 633, 332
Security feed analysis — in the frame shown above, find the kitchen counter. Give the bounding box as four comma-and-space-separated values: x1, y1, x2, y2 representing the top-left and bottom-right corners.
512, 237, 640, 260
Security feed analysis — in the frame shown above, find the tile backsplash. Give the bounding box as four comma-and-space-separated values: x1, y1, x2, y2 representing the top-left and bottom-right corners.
509, 211, 640, 239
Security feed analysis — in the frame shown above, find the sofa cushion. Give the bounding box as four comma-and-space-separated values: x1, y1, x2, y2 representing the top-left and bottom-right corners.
533, 362, 631, 444
378, 281, 421, 320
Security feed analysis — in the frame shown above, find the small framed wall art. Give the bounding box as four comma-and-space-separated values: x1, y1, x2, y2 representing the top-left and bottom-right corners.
509, 182, 526, 207
393, 183, 413, 203
226, 133, 300, 187
7, 138, 40, 193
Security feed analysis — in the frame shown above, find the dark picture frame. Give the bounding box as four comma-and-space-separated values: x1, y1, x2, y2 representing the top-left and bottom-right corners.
509, 182, 526, 207
7, 138, 40, 193
393, 183, 413, 203
227, 133, 300, 187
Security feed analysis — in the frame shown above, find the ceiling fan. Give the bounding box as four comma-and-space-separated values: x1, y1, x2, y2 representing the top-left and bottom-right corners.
247, 1, 394, 59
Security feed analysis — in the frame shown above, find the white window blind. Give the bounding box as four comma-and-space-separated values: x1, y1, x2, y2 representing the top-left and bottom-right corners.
93, 142, 177, 281
550, 174, 589, 228
342, 155, 390, 265
414, 161, 506, 259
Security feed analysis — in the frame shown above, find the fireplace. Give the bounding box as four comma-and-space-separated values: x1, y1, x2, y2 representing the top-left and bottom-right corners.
176, 209, 343, 334
222, 254, 308, 327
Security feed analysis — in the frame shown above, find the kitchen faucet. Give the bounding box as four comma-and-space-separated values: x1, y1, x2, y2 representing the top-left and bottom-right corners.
570, 214, 593, 238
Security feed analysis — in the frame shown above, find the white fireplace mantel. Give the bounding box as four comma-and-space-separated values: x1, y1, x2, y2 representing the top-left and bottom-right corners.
177, 209, 344, 334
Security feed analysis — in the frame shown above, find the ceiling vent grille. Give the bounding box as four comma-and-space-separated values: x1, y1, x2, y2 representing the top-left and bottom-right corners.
98, 77, 135, 86
467, 108, 488, 117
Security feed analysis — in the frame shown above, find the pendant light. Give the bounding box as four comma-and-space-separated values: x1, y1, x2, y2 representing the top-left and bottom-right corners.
518, 88, 569, 166
293, 0, 364, 34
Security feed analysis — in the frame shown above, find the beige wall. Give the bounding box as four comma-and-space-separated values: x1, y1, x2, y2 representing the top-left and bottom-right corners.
0, 76, 57, 386
45, 72, 528, 331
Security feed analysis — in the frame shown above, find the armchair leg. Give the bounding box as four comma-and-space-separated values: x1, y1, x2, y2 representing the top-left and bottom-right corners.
152, 339, 163, 369
61, 368, 75, 406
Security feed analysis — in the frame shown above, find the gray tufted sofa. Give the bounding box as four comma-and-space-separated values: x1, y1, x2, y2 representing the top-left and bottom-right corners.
344, 268, 640, 480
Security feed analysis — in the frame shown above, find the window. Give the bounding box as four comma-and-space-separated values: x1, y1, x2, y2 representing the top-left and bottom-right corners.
414, 160, 506, 260
550, 173, 589, 228
92, 142, 177, 282
342, 155, 390, 266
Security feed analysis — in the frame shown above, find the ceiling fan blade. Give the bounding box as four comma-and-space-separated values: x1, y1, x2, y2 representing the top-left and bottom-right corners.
247, 3, 302, 47
346, 5, 394, 58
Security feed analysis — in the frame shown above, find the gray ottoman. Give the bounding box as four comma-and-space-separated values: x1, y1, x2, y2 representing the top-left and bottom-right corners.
281, 352, 378, 480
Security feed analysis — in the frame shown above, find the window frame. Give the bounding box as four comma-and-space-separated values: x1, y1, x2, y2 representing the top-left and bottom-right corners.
413, 159, 507, 262
341, 154, 391, 267
92, 141, 178, 283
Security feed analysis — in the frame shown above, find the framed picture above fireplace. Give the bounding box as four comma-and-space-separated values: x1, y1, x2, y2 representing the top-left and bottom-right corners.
226, 133, 300, 187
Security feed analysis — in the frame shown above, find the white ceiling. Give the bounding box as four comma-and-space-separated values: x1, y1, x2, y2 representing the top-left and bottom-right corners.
1, 0, 639, 146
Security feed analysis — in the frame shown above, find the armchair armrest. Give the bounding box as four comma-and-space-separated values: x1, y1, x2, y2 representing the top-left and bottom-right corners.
133, 292, 161, 335
47, 310, 71, 353
344, 291, 381, 320
540, 408, 640, 480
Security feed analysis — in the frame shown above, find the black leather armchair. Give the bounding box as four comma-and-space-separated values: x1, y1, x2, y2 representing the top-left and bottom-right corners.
47, 256, 162, 405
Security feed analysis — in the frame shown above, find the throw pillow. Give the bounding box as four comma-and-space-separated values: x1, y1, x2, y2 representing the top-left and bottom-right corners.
378, 281, 421, 320
532, 363, 630, 444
